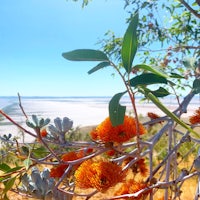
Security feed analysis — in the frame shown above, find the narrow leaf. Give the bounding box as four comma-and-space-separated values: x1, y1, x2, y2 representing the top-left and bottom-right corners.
130, 73, 168, 87
32, 147, 49, 158
134, 64, 168, 78
109, 92, 127, 126
192, 79, 200, 94
144, 90, 200, 138
3, 194, 9, 200
3, 177, 16, 194
121, 13, 139, 73
62, 49, 109, 61
0, 163, 11, 172
88, 61, 110, 74
23, 158, 32, 170
150, 87, 170, 97
170, 73, 184, 79
6, 166, 23, 174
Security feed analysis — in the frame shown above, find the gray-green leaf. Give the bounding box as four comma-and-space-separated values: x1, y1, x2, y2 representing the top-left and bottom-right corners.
109, 92, 127, 126
62, 49, 109, 61
121, 13, 139, 73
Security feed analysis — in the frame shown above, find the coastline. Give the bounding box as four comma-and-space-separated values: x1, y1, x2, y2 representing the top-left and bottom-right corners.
0, 96, 198, 142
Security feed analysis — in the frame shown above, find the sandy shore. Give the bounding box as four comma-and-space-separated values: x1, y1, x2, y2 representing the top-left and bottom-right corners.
0, 98, 197, 143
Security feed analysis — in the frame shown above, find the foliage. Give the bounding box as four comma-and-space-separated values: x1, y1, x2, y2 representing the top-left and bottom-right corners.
98, 0, 200, 93
0, 1, 200, 200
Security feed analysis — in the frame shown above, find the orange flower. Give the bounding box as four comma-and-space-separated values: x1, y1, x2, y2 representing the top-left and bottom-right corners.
106, 149, 116, 157
50, 150, 87, 178
61, 151, 79, 161
75, 159, 126, 192
50, 164, 67, 178
40, 128, 48, 137
147, 112, 160, 120
76, 148, 93, 158
147, 112, 163, 124
90, 116, 146, 143
189, 108, 200, 125
115, 179, 151, 199
74, 159, 94, 189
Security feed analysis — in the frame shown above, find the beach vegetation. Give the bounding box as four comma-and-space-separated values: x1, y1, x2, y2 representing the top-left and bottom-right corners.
0, 0, 200, 199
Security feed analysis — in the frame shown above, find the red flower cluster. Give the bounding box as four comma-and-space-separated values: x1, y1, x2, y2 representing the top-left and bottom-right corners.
50, 149, 92, 178
115, 179, 151, 199
90, 116, 146, 143
189, 108, 200, 125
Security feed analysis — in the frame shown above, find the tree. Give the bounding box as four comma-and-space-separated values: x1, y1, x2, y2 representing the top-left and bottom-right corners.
71, 0, 200, 93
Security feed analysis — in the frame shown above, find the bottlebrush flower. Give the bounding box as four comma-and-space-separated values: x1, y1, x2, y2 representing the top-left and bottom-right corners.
114, 179, 151, 199
74, 159, 126, 192
189, 108, 200, 125
90, 116, 146, 143
50, 164, 68, 178
106, 149, 116, 157
50, 150, 87, 178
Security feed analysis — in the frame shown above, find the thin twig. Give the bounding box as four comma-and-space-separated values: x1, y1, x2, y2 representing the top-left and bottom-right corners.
17, 93, 28, 119
0, 110, 37, 138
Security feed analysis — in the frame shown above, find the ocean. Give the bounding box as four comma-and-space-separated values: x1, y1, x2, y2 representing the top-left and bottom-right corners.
0, 95, 199, 142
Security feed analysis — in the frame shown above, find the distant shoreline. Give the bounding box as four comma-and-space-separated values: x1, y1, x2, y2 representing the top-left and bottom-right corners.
0, 96, 198, 143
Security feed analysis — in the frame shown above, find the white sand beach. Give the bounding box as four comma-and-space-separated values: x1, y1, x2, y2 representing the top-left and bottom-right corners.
0, 96, 198, 142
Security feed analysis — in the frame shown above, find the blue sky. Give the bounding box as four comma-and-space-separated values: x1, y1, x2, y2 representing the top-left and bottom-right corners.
0, 0, 129, 96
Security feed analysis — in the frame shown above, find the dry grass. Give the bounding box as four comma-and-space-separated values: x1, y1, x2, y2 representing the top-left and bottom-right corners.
2, 165, 198, 200
1, 125, 199, 199
3, 177, 198, 200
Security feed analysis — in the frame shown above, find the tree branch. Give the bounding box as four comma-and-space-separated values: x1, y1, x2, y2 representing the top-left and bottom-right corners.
179, 0, 200, 18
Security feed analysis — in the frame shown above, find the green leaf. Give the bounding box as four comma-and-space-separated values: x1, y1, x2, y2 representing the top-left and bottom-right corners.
121, 13, 139, 73
192, 79, 200, 94
3, 177, 16, 194
2, 194, 9, 200
150, 87, 170, 97
170, 73, 184, 79
21, 146, 30, 155
0, 163, 11, 173
130, 73, 168, 87
88, 61, 111, 74
6, 166, 23, 174
23, 158, 32, 170
109, 92, 127, 126
140, 87, 170, 98
143, 89, 200, 139
62, 49, 109, 61
0, 177, 9, 182
32, 147, 49, 158
134, 64, 168, 78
